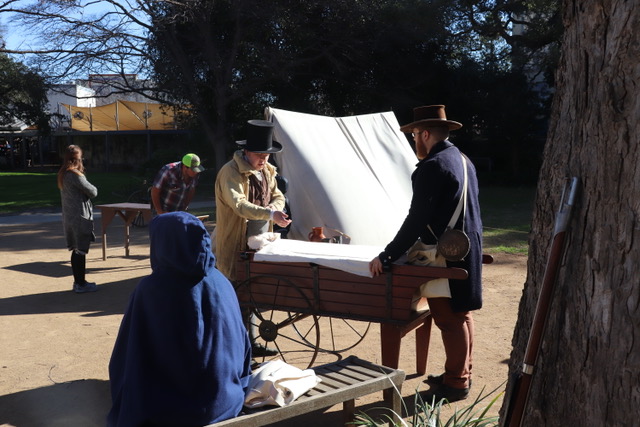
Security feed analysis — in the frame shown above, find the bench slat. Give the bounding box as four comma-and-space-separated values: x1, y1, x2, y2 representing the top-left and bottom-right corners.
208, 356, 404, 427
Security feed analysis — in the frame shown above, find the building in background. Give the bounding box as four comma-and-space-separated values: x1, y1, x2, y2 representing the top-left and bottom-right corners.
1, 74, 194, 171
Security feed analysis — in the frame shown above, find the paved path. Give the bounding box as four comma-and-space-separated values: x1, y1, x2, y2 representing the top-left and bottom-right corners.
0, 201, 215, 226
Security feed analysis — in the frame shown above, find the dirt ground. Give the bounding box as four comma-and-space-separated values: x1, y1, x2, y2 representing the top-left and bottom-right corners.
0, 214, 527, 426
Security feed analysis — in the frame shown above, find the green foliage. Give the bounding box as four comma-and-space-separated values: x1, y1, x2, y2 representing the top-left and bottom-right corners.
2, 0, 562, 178
352, 385, 503, 427
0, 53, 50, 133
143, 0, 556, 179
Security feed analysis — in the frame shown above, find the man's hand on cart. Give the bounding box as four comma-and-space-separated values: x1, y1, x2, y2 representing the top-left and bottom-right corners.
369, 257, 384, 276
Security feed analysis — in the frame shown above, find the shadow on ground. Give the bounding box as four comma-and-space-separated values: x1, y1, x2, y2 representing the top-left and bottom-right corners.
0, 379, 111, 427
0, 276, 141, 317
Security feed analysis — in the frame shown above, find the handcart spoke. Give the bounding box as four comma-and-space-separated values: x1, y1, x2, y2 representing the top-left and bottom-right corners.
235, 275, 321, 369
294, 317, 371, 353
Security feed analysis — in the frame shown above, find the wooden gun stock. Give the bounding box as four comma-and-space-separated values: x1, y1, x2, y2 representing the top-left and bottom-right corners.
503, 177, 579, 427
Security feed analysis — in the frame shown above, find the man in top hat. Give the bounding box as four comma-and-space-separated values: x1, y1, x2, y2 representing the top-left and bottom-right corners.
214, 120, 291, 282
215, 120, 291, 357
369, 105, 483, 403
151, 153, 205, 215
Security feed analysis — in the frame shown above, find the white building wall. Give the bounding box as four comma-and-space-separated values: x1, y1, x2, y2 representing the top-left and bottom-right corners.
46, 84, 97, 130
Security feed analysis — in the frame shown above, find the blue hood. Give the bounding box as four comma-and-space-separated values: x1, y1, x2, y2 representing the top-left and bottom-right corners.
149, 211, 214, 277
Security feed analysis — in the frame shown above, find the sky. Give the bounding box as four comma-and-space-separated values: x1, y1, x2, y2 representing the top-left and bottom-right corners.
1, 13, 29, 51
1, 0, 133, 52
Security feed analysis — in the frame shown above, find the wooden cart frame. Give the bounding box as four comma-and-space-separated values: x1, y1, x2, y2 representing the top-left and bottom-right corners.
235, 251, 493, 372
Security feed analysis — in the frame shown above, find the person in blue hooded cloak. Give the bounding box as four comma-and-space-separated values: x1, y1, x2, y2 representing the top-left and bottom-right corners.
107, 211, 252, 426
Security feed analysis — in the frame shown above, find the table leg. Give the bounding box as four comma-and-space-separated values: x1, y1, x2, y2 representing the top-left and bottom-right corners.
122, 210, 140, 257
101, 234, 107, 261
124, 223, 130, 257
100, 209, 117, 261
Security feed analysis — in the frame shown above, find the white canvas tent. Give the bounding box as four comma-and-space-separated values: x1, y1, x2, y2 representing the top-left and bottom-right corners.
265, 107, 418, 246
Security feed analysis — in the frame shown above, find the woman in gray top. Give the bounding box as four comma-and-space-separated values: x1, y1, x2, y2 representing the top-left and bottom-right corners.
57, 145, 98, 293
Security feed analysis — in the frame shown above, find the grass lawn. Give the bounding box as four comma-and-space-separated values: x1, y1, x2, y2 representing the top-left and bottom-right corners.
0, 170, 215, 213
479, 186, 534, 255
0, 171, 533, 254
0, 171, 148, 213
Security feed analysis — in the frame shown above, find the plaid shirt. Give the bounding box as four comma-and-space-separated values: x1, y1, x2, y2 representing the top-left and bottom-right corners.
152, 162, 199, 212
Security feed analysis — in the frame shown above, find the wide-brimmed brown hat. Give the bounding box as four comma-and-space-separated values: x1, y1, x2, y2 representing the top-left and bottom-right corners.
236, 120, 283, 153
399, 105, 462, 133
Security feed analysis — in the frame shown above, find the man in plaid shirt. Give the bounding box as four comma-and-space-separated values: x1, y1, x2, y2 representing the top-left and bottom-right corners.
151, 153, 205, 214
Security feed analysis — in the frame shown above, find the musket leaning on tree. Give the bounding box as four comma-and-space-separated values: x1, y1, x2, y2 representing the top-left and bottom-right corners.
502, 176, 579, 427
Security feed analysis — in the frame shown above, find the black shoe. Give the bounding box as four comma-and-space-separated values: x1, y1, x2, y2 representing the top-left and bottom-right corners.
425, 373, 472, 388
421, 384, 469, 404
425, 373, 444, 385
251, 343, 278, 357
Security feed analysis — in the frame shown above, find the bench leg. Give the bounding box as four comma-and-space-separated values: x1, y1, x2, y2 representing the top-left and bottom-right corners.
415, 314, 433, 375
390, 384, 403, 425
380, 384, 403, 426
343, 398, 355, 425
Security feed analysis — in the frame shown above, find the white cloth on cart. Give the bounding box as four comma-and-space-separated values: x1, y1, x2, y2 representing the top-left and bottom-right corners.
254, 239, 383, 278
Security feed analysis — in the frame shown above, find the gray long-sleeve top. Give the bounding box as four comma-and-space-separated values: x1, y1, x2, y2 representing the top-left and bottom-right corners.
61, 171, 98, 251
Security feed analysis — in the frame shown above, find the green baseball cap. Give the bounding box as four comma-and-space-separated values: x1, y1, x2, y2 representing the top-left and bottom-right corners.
182, 153, 205, 173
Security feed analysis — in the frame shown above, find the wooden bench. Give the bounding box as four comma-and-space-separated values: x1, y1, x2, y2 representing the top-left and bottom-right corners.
207, 356, 405, 427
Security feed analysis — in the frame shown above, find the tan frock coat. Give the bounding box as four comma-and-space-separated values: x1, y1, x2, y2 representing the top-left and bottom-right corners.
214, 151, 285, 281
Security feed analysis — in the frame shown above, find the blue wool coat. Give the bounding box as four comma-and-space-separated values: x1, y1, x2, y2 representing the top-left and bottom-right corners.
378, 140, 483, 312
107, 212, 252, 426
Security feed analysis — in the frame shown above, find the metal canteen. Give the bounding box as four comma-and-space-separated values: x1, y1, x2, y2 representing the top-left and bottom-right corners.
437, 228, 470, 262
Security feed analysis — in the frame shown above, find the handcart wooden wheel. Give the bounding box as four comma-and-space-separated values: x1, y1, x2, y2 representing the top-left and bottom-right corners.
235, 255, 373, 368
235, 274, 321, 368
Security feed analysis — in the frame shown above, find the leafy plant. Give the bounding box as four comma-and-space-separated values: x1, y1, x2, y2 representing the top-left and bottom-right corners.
351, 384, 503, 427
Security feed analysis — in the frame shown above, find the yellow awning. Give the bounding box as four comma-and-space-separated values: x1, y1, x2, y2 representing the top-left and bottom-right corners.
63, 100, 187, 131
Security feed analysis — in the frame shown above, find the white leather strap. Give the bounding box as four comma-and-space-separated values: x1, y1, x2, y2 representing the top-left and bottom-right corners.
427, 153, 468, 240
447, 153, 468, 229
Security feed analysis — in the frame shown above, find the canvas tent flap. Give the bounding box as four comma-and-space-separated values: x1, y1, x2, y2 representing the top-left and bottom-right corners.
63, 101, 180, 131
266, 107, 417, 246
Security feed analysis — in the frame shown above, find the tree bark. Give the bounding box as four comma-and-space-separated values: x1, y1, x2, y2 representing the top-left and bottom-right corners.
502, 1, 640, 425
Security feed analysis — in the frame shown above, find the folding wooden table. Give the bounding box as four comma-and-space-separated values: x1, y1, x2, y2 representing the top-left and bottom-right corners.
95, 203, 153, 260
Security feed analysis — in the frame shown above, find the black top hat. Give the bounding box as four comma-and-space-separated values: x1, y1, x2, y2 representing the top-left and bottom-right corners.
236, 120, 283, 153
399, 105, 462, 133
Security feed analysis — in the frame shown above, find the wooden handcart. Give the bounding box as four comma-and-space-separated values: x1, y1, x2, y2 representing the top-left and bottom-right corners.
235, 250, 493, 372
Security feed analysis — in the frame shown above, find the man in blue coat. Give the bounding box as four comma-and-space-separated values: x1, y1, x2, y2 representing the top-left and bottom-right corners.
370, 105, 482, 403
108, 212, 252, 426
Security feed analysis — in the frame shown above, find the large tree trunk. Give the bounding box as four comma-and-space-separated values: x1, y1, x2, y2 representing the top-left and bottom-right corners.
501, 1, 640, 425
